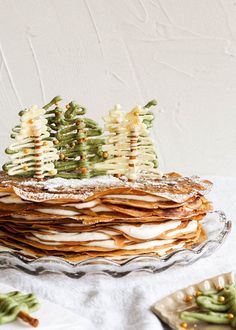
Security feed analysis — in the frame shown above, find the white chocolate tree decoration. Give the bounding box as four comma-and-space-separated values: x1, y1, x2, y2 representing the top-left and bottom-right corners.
94, 104, 128, 177
126, 108, 140, 181
3, 97, 159, 181
94, 100, 160, 181
125, 106, 160, 181
3, 105, 59, 180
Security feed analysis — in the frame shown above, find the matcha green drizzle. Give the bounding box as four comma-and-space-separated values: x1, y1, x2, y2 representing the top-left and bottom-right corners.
51, 99, 105, 179
3, 95, 106, 179
180, 284, 236, 327
3, 96, 158, 179
0, 291, 40, 325
44, 96, 65, 139
142, 99, 157, 128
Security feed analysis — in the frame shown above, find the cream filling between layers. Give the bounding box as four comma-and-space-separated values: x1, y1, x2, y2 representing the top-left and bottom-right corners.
114, 221, 181, 240
29, 220, 198, 246
63, 200, 99, 209
91, 206, 112, 212
35, 208, 79, 216
0, 195, 28, 204
29, 238, 174, 249
33, 205, 113, 216
33, 232, 111, 242
85, 239, 175, 249
166, 221, 198, 237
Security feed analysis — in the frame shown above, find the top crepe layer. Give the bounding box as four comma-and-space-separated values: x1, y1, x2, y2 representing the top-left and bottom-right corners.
0, 172, 212, 203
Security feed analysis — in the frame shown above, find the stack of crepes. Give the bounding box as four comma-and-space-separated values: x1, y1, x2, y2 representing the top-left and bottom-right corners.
0, 171, 212, 262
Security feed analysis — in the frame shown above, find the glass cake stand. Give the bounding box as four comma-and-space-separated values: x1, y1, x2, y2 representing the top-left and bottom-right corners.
0, 211, 231, 278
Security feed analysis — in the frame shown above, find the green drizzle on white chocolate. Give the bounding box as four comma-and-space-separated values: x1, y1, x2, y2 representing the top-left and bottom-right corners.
3, 105, 58, 179
93, 100, 160, 181
44, 97, 105, 179
180, 284, 236, 327
2, 96, 159, 181
0, 291, 40, 325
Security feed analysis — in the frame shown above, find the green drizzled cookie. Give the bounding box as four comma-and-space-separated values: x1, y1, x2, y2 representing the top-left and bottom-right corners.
53, 101, 105, 178
0, 291, 40, 326
180, 284, 236, 327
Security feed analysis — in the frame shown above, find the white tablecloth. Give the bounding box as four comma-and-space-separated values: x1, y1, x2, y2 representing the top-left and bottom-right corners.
0, 176, 235, 330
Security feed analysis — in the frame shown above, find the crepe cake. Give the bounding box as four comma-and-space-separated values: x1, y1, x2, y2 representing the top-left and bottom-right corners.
0, 171, 213, 262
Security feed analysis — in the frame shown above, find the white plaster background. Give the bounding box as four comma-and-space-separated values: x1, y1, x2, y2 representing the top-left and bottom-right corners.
0, 0, 236, 176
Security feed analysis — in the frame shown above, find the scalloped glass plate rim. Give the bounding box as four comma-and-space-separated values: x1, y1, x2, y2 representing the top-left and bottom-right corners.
0, 210, 231, 277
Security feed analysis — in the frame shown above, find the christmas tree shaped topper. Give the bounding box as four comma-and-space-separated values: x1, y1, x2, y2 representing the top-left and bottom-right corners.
0, 291, 40, 327
94, 100, 160, 181
3, 96, 106, 180
125, 105, 160, 181
52, 100, 105, 179
3, 105, 58, 180
3, 96, 159, 181
180, 284, 236, 327
98, 104, 128, 178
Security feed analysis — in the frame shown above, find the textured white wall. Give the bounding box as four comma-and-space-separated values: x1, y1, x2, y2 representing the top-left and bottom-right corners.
0, 0, 236, 176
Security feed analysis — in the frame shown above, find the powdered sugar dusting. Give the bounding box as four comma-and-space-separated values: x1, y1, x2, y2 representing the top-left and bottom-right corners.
14, 187, 95, 202
44, 175, 123, 192
131, 175, 213, 202
1, 172, 212, 203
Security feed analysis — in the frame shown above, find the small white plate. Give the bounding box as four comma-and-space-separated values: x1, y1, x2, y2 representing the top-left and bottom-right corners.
0, 283, 92, 329
152, 271, 236, 330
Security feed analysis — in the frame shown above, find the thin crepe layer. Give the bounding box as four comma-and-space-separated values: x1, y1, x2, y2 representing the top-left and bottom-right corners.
0, 227, 207, 262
